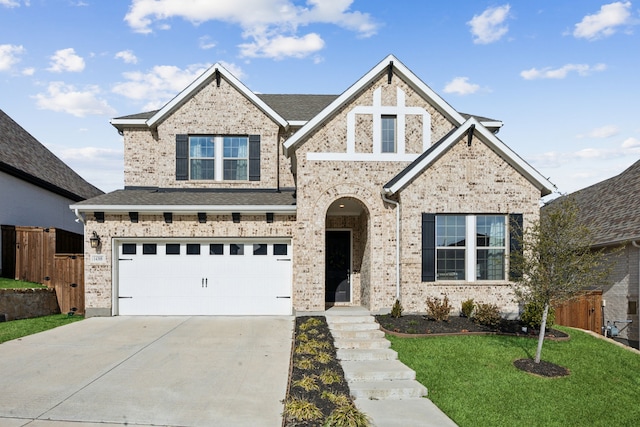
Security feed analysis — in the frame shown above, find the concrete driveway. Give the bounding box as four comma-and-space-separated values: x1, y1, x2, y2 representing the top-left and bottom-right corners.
0, 316, 293, 427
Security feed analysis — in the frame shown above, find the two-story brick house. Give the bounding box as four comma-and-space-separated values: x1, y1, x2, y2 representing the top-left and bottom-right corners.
71, 55, 554, 317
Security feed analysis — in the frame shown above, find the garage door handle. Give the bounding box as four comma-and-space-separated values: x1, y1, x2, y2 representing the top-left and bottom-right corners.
276, 296, 291, 299
119, 258, 133, 261
277, 259, 291, 261
119, 296, 133, 299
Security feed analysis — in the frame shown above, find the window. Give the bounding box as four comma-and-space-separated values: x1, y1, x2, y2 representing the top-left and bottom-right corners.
476, 216, 505, 280
223, 136, 248, 180
423, 214, 516, 282
381, 115, 396, 153
166, 244, 180, 255
122, 244, 136, 255
189, 136, 214, 180
210, 244, 224, 255
186, 244, 201, 255
143, 244, 157, 255
274, 244, 288, 256
230, 244, 244, 255
253, 244, 267, 255
436, 216, 466, 280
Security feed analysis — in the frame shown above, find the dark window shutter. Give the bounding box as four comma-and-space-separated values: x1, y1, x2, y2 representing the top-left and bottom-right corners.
422, 213, 436, 282
176, 134, 189, 180
509, 213, 523, 280
249, 135, 260, 181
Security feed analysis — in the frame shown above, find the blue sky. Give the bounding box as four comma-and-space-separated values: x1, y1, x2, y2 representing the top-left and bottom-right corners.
1, 1, 639, 197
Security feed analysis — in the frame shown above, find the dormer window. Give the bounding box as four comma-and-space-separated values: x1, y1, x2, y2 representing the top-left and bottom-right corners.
381, 115, 397, 153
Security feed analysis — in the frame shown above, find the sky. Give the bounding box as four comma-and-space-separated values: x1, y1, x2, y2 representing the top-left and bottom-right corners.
1, 1, 639, 199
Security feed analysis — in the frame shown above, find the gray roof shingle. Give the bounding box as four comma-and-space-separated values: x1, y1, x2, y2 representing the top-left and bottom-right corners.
546, 159, 640, 246
255, 94, 338, 122
0, 108, 104, 201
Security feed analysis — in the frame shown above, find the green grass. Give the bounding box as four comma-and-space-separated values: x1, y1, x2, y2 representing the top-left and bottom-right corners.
0, 277, 46, 289
0, 314, 83, 344
388, 327, 640, 427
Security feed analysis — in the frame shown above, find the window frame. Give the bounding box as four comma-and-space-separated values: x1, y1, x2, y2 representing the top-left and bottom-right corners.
381, 115, 397, 153
188, 136, 215, 180
222, 136, 249, 181
185, 135, 251, 181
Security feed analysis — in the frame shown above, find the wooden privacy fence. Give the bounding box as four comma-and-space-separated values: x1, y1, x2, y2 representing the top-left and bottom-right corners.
1, 225, 85, 315
554, 290, 602, 334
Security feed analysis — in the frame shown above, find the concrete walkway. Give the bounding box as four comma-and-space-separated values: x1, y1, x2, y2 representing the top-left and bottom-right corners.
324, 307, 458, 427
0, 316, 293, 427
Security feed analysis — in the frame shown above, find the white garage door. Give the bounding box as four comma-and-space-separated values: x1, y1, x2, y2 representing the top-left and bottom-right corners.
117, 240, 292, 315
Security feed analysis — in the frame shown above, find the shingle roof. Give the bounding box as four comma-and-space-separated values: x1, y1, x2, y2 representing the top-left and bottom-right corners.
256, 94, 338, 122
71, 188, 296, 213
0, 108, 104, 201
546, 159, 640, 246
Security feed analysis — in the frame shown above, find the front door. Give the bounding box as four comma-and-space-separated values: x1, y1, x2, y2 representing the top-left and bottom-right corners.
325, 230, 351, 303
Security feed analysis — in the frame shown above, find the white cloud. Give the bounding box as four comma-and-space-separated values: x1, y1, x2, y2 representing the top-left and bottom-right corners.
530, 137, 640, 169
622, 137, 640, 148
467, 4, 511, 44
573, 1, 632, 40
112, 63, 212, 110
47, 48, 85, 73
33, 81, 116, 117
22, 67, 35, 76
577, 125, 619, 139
115, 50, 138, 64
0, 44, 25, 72
218, 61, 245, 80
0, 0, 21, 7
520, 63, 606, 80
199, 36, 216, 50
443, 77, 481, 96
123, 0, 378, 59
239, 33, 324, 59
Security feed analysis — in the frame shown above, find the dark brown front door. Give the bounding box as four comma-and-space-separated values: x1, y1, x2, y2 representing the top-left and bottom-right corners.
325, 230, 351, 303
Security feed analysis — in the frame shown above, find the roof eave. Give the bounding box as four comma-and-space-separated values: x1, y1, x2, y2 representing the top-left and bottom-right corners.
69, 204, 297, 215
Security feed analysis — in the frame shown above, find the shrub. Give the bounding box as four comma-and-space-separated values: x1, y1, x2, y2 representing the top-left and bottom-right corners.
319, 369, 342, 385
426, 295, 452, 321
321, 391, 351, 406
390, 299, 403, 318
473, 303, 501, 327
324, 403, 370, 427
293, 375, 319, 392
521, 300, 555, 330
283, 397, 323, 422
461, 298, 475, 318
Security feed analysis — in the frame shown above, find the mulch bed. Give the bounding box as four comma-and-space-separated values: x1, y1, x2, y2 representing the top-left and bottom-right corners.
283, 316, 355, 427
375, 314, 569, 340
375, 314, 571, 377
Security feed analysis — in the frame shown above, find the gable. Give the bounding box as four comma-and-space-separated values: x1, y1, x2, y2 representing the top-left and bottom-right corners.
283, 55, 466, 158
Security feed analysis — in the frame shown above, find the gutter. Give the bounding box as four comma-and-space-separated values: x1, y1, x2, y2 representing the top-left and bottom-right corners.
633, 241, 640, 346
73, 208, 85, 225
381, 190, 401, 302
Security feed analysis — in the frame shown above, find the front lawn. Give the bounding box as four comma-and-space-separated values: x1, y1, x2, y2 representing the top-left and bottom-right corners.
388, 327, 640, 427
0, 314, 83, 344
0, 277, 46, 289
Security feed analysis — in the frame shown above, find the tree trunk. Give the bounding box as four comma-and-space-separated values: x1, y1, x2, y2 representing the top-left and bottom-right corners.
534, 302, 550, 364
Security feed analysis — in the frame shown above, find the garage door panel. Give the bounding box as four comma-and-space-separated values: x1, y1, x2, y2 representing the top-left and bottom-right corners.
117, 241, 292, 315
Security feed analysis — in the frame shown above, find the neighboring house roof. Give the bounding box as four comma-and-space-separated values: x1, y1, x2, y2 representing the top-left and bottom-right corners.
383, 117, 555, 197
70, 188, 296, 215
549, 159, 640, 246
0, 108, 103, 201
110, 63, 288, 131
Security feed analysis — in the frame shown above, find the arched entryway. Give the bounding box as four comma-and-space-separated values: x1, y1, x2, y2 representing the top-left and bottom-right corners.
325, 197, 370, 307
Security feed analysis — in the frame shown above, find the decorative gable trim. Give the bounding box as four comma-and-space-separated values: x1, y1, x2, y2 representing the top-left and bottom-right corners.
283, 54, 466, 157
110, 63, 287, 130
383, 117, 555, 196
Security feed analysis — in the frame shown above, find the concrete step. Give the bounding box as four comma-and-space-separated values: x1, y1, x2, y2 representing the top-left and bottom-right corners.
349, 379, 428, 400
341, 360, 416, 382
328, 321, 380, 331
331, 328, 385, 339
334, 338, 391, 350
337, 348, 398, 361
355, 399, 458, 427
326, 315, 375, 324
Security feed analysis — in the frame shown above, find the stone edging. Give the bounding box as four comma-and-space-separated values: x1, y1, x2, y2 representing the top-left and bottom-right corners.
378, 325, 571, 342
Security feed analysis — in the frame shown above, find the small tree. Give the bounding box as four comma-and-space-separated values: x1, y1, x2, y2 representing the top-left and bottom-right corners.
511, 196, 612, 364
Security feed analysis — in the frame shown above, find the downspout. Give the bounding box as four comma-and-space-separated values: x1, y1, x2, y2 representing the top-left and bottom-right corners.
73, 208, 85, 225
381, 191, 400, 301
632, 241, 640, 345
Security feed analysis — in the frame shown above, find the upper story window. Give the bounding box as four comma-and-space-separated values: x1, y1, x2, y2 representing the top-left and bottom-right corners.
223, 136, 248, 180
189, 136, 215, 180
381, 115, 397, 153
176, 134, 260, 182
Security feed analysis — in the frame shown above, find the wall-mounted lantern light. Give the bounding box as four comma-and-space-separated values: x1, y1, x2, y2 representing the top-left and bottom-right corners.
89, 231, 101, 249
